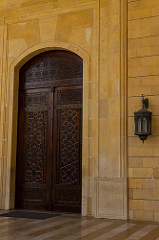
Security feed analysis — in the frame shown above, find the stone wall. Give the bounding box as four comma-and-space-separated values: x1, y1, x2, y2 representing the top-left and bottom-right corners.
0, 0, 127, 220
128, 0, 159, 221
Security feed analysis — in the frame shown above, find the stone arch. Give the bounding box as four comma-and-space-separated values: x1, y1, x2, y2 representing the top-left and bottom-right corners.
5, 41, 90, 215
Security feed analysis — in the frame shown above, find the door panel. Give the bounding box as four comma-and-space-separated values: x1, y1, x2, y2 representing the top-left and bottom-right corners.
53, 87, 82, 212
16, 90, 52, 210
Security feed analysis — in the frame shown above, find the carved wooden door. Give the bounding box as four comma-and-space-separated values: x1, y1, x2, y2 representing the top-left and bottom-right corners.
15, 50, 83, 212
52, 86, 82, 212
16, 89, 53, 210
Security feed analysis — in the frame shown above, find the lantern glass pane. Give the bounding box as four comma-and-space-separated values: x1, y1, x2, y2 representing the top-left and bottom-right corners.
143, 118, 148, 133
138, 118, 142, 133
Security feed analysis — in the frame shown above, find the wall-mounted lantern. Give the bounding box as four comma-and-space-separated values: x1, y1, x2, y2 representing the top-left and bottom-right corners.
134, 94, 152, 143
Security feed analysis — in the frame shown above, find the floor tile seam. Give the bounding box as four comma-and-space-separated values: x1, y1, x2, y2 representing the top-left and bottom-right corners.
60, 222, 126, 240
22, 220, 95, 236
139, 226, 159, 240
124, 224, 159, 240
43, 220, 114, 240
0, 218, 74, 238
0, 220, 60, 234
0, 218, 42, 232
25, 219, 82, 238
95, 223, 137, 240
106, 223, 151, 240
29, 220, 112, 240
16, 218, 77, 236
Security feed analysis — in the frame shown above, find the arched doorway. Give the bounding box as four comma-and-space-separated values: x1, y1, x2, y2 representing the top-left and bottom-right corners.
15, 50, 83, 213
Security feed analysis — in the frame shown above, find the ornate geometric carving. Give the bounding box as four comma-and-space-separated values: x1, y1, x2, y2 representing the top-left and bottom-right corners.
56, 108, 82, 185
20, 51, 83, 89
55, 188, 81, 205
57, 89, 82, 105
22, 110, 48, 184
25, 93, 48, 107
22, 93, 49, 185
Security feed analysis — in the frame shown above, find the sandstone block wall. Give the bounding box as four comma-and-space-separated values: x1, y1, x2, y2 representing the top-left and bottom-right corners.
128, 0, 159, 221
2, 0, 159, 222
0, 0, 127, 220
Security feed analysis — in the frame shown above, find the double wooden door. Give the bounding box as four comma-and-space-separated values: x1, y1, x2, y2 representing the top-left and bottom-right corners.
15, 51, 83, 212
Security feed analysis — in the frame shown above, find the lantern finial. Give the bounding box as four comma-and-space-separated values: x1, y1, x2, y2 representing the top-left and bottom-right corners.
142, 94, 149, 109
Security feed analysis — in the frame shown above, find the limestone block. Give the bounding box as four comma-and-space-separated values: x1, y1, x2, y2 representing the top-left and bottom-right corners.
89, 99, 98, 118
21, 0, 48, 3
128, 15, 159, 39
8, 39, 27, 58
130, 209, 153, 221
128, 75, 159, 97
77, 0, 97, 5
128, 145, 153, 157
100, 118, 120, 138
143, 179, 159, 189
39, 15, 57, 42
56, 9, 93, 40
143, 157, 159, 168
108, 98, 120, 118
69, 26, 98, 53
89, 136, 98, 159
88, 118, 98, 138
99, 99, 108, 118
21, 1, 49, 16
0, 10, 4, 19
143, 200, 159, 211
87, 197, 92, 215
128, 1, 151, 20
0, 0, 20, 8
129, 199, 144, 210
133, 189, 153, 200
128, 157, 143, 168
128, 179, 143, 189
153, 190, 159, 200
152, 147, 159, 157
96, 178, 127, 219
107, 79, 120, 98
129, 189, 133, 199
89, 157, 98, 177
128, 168, 153, 178
154, 212, 159, 222
50, 0, 76, 9
8, 20, 40, 57
153, 168, 159, 179
128, 82, 153, 97
89, 81, 98, 101
99, 136, 120, 178
100, 6, 108, 25
4, 7, 21, 18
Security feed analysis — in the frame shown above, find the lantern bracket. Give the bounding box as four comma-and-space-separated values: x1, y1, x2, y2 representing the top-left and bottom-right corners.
142, 94, 149, 109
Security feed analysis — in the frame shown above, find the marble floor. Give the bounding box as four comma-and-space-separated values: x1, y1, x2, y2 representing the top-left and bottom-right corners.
0, 211, 159, 239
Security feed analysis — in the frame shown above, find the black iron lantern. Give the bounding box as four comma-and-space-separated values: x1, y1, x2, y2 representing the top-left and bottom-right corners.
134, 94, 152, 143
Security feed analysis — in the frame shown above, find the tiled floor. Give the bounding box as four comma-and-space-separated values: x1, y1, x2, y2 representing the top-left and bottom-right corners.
0, 211, 159, 239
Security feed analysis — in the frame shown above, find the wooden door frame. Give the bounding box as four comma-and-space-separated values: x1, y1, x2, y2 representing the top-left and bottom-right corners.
7, 42, 90, 216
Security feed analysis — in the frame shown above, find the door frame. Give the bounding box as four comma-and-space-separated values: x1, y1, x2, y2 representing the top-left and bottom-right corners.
7, 42, 90, 216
